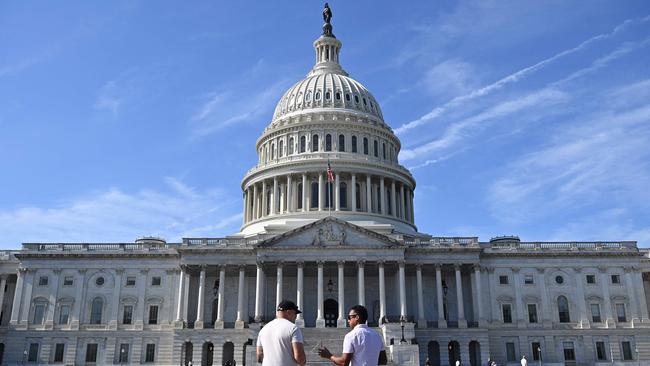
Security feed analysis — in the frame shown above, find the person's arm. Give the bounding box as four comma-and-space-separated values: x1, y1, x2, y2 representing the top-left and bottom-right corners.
292, 342, 306, 366
318, 347, 353, 366
256, 346, 263, 364
378, 350, 388, 365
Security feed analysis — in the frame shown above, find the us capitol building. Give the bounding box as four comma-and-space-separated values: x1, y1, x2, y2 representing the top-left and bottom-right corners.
1, 7, 649, 366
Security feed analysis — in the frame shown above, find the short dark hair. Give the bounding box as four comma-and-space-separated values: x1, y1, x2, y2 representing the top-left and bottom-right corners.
349, 305, 368, 323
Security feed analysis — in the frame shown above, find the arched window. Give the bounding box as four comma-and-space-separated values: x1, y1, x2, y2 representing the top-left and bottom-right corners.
315, 91, 321, 100
558, 296, 570, 323
340, 182, 347, 209
382, 142, 386, 159
345, 93, 351, 101
363, 138, 369, 155
338, 134, 345, 152
297, 183, 303, 210
312, 135, 319, 152
351, 136, 357, 153
311, 182, 319, 208
373, 140, 378, 157
288, 137, 294, 155
90, 297, 103, 324
306, 91, 312, 102
300, 136, 306, 153
279, 140, 284, 158
354, 95, 359, 103
271, 143, 275, 160
325, 134, 332, 151
336, 92, 341, 100
325, 91, 331, 100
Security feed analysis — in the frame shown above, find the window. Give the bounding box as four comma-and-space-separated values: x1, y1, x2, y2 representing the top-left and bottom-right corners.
54, 343, 65, 362
351, 136, 357, 153
271, 143, 275, 159
531, 342, 541, 361
95, 277, 104, 286
38, 276, 48, 286
506, 342, 516, 362
148, 305, 159, 325
85, 343, 98, 363
33, 304, 46, 324
145, 344, 156, 363
278, 140, 284, 157
63, 276, 74, 286
586, 274, 596, 284
555, 275, 564, 284
126, 276, 136, 287
616, 303, 627, 322
595, 341, 607, 361
336, 92, 341, 100
621, 341, 633, 360
528, 304, 538, 323
90, 297, 103, 324
558, 296, 570, 323
499, 275, 509, 285
288, 137, 294, 155
338, 134, 345, 152
297, 183, 303, 210
502, 304, 512, 323
611, 274, 621, 284
373, 140, 378, 157
122, 305, 133, 325
300, 136, 306, 153
563, 342, 575, 361
382, 142, 386, 159
524, 274, 534, 285
363, 138, 368, 155
590, 303, 601, 323
340, 183, 347, 209
345, 93, 351, 101
119, 343, 130, 363
59, 304, 70, 325
354, 95, 359, 103
315, 91, 321, 100
325, 91, 331, 100
151, 277, 161, 286
306, 91, 312, 102
28, 343, 39, 362
310, 182, 319, 208
312, 135, 319, 151
325, 134, 332, 151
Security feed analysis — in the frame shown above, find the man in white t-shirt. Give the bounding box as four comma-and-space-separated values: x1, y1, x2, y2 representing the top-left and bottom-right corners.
520, 355, 528, 366
256, 300, 306, 366
318, 305, 387, 366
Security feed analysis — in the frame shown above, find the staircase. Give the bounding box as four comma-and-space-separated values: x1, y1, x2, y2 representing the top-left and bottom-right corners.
301, 327, 350, 365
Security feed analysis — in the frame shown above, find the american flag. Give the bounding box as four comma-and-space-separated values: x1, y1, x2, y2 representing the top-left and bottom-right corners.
327, 161, 334, 182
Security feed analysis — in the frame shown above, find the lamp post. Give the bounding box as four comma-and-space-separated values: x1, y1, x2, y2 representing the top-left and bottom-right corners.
120, 347, 125, 366
23, 349, 27, 365
537, 346, 542, 366
442, 280, 449, 321
635, 347, 639, 366
400, 316, 406, 344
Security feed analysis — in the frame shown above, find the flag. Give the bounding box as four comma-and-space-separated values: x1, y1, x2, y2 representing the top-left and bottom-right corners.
327, 161, 334, 182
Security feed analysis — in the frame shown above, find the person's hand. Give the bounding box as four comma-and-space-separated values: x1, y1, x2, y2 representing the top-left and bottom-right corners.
318, 346, 332, 359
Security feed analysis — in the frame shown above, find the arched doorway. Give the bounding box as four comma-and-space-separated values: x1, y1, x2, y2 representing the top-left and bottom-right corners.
222, 341, 234, 366
469, 341, 481, 366
324, 299, 338, 327
202, 342, 214, 366
182, 342, 193, 366
427, 341, 440, 366
448, 341, 460, 366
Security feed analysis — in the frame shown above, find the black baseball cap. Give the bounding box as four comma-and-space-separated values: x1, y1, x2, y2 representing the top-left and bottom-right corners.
277, 300, 302, 314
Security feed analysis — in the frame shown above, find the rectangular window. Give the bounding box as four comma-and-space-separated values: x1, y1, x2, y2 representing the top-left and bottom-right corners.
38, 276, 48, 286
502, 304, 512, 323
148, 305, 159, 325
33, 304, 46, 325
527, 304, 538, 323
151, 277, 161, 286
563, 342, 575, 361
591, 304, 601, 323
499, 275, 509, 285
119, 343, 130, 363
611, 274, 621, 284
616, 303, 627, 322
586, 274, 596, 284
28, 343, 39, 362
126, 276, 136, 287
524, 274, 534, 284
595, 341, 607, 361
54, 343, 65, 362
145, 344, 156, 363
63, 276, 74, 286
506, 342, 516, 362
621, 341, 633, 360
122, 305, 133, 325
531, 342, 541, 361
59, 305, 70, 325
85, 343, 98, 363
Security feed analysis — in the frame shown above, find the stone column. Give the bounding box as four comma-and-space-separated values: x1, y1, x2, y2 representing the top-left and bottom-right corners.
633, 270, 650, 323
380, 177, 386, 215
279, 182, 285, 213
357, 261, 366, 306
252, 184, 259, 220
255, 263, 264, 322
335, 173, 340, 211
474, 265, 485, 326
406, 188, 412, 222
195, 265, 206, 329
243, 189, 248, 224
302, 174, 307, 212
416, 264, 426, 328
276, 263, 284, 307
296, 262, 304, 327
70, 269, 86, 330
599, 267, 614, 327
398, 261, 407, 319
390, 180, 396, 217
400, 183, 405, 219
512, 267, 524, 327
135, 269, 147, 329
574, 267, 589, 328
271, 178, 277, 215
316, 262, 325, 327
107, 268, 122, 330
19, 269, 35, 325
337, 261, 346, 327
215, 266, 226, 328
624, 267, 639, 324
351, 174, 357, 212
9, 268, 25, 326
0, 275, 6, 326
287, 175, 293, 213
366, 175, 372, 212
175, 268, 185, 324
455, 264, 467, 328
536, 268, 551, 327
318, 173, 324, 211
409, 189, 415, 222
370, 263, 383, 325
436, 264, 447, 328
235, 265, 246, 329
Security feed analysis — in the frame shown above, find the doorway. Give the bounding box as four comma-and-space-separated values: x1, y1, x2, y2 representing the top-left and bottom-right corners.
324, 299, 338, 327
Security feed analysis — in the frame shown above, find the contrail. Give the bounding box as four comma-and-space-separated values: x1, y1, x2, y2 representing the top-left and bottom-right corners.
394, 15, 650, 135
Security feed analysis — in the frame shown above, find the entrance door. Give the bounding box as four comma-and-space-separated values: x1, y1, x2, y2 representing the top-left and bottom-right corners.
324, 299, 338, 327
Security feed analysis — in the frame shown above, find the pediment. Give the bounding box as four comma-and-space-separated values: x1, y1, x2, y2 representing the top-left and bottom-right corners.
258, 217, 399, 248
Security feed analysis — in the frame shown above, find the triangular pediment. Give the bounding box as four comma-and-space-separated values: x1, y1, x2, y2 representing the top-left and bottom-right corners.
257, 217, 399, 248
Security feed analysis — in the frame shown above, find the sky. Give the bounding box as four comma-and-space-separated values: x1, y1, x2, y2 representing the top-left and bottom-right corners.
1, 1, 649, 248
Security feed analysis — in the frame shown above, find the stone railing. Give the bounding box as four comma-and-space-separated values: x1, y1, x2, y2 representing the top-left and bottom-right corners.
22, 243, 175, 251
0, 251, 14, 260
488, 241, 637, 251
182, 235, 275, 246
404, 237, 479, 247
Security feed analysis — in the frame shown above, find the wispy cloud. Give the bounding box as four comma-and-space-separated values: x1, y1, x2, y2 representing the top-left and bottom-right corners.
94, 80, 123, 116
0, 56, 42, 78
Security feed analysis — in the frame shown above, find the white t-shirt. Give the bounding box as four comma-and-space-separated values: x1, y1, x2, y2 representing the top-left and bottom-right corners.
256, 318, 304, 366
342, 324, 385, 366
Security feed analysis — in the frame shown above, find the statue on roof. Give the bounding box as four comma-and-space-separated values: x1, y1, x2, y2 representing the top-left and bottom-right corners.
322, 3, 334, 37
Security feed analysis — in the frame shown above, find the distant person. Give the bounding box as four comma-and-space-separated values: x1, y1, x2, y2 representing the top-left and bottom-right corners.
520, 355, 528, 366
318, 305, 387, 366
456, 360, 461, 366
256, 300, 306, 366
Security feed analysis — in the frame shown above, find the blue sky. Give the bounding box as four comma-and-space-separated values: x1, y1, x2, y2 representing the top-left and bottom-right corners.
1, 1, 649, 248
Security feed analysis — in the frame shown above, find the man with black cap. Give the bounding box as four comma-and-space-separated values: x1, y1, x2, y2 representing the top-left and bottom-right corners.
256, 300, 306, 366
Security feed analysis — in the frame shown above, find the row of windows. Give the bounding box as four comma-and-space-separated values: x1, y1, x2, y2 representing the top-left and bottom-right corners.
500, 297, 630, 324
497, 273, 623, 285
281, 89, 378, 115
31, 300, 162, 326
37, 275, 162, 287
503, 340, 635, 362
26, 342, 157, 363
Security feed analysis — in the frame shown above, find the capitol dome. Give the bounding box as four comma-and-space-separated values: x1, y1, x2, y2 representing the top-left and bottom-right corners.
239, 12, 418, 237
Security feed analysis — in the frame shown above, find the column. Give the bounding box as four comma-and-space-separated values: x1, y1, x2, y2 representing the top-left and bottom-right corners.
416, 264, 426, 328
287, 175, 293, 213
276, 263, 283, 307
316, 262, 325, 327
135, 269, 147, 329
390, 180, 396, 217
279, 182, 285, 213
235, 266, 246, 329
0, 275, 6, 326
334, 173, 340, 211
575, 267, 589, 328
633, 270, 650, 323
296, 262, 304, 327
399, 183, 405, 219
318, 173, 324, 211
70, 269, 86, 329
255, 263, 264, 322
243, 189, 248, 224
455, 264, 467, 328
436, 264, 447, 328
356, 261, 365, 306
19, 269, 35, 325
512, 267, 524, 327
301, 174, 307, 212
474, 265, 485, 326
337, 261, 346, 327
398, 261, 406, 319
536, 268, 551, 327
378, 262, 386, 324
599, 267, 614, 327
366, 175, 372, 212
351, 174, 357, 212
252, 184, 259, 220
215, 266, 226, 328
405, 188, 411, 222
409, 189, 415, 222
269, 178, 274, 215
624, 267, 639, 325
9, 269, 25, 325
175, 268, 185, 323
380, 177, 386, 215
195, 266, 206, 329
107, 268, 122, 330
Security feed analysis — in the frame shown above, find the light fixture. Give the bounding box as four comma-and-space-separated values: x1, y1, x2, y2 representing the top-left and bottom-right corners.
327, 278, 334, 293
442, 280, 448, 296
213, 279, 220, 296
